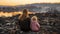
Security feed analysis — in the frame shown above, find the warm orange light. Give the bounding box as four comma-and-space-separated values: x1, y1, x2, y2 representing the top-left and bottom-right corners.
0, 0, 60, 6
0, 11, 33, 17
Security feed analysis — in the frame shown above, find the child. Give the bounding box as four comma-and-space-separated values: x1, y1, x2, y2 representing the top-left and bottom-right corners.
30, 16, 40, 32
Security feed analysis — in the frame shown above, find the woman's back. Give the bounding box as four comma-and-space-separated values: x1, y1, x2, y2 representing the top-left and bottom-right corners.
19, 17, 31, 32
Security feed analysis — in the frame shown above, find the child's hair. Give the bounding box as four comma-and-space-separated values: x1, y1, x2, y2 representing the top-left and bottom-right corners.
31, 16, 38, 21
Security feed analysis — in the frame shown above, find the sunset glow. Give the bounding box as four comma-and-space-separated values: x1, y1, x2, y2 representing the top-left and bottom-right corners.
0, 11, 33, 17
0, 0, 60, 17
0, 0, 60, 6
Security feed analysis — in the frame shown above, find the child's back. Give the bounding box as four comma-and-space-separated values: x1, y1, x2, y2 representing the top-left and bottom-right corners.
30, 16, 40, 32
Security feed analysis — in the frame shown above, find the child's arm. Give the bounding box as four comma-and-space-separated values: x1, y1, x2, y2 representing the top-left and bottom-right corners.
36, 22, 40, 28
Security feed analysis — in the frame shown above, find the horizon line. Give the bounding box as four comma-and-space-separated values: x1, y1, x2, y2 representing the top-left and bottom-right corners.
0, 3, 60, 6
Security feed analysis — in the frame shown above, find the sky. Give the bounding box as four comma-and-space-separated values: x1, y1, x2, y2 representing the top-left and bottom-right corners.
0, 0, 60, 6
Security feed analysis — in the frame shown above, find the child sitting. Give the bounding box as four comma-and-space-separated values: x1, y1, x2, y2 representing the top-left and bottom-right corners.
30, 16, 40, 32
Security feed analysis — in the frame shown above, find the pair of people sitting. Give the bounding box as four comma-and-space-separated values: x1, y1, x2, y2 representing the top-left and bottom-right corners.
18, 9, 40, 32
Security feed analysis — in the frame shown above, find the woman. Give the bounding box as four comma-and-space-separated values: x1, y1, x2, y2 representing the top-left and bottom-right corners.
18, 9, 31, 32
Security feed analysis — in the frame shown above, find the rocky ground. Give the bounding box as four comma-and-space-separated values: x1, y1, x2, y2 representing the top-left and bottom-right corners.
0, 13, 60, 34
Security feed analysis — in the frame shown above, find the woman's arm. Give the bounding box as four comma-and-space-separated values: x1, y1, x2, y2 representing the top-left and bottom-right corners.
16, 23, 19, 29
15, 20, 20, 29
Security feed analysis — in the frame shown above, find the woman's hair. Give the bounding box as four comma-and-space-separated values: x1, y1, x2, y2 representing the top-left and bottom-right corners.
31, 16, 38, 21
19, 9, 29, 20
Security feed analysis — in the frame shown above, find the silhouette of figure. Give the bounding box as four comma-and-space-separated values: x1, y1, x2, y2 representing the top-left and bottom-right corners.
18, 9, 31, 34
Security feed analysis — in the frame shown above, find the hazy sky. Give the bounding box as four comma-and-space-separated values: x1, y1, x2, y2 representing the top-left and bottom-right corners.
0, 0, 60, 6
